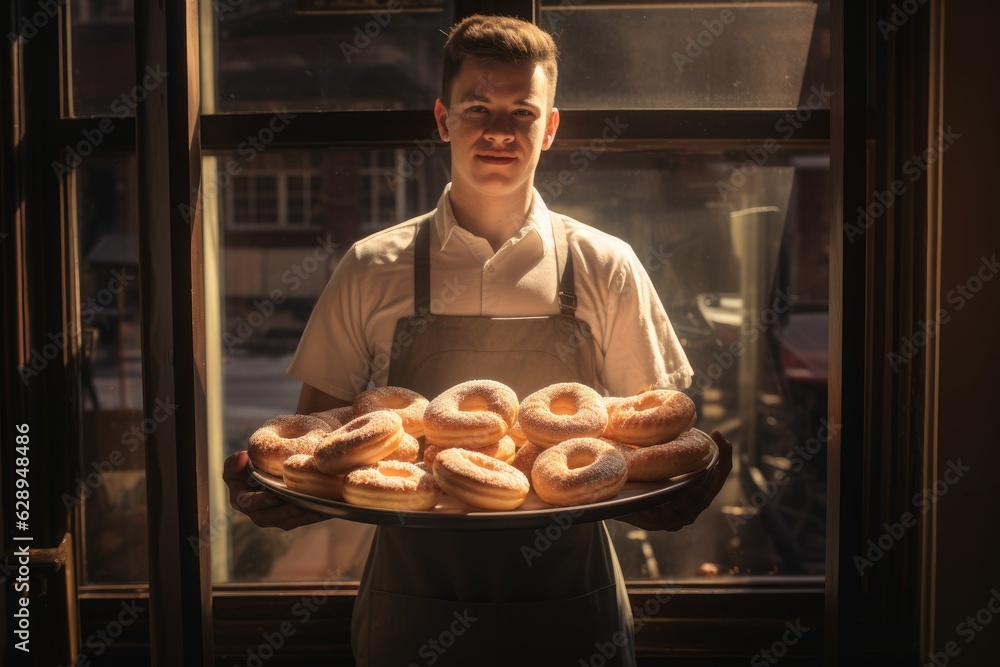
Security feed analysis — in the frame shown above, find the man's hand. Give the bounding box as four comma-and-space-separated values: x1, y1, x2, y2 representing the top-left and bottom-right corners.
620, 429, 734, 532
223, 451, 328, 531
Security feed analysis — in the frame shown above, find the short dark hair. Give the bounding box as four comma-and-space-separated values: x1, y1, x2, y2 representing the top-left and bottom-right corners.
442, 14, 559, 109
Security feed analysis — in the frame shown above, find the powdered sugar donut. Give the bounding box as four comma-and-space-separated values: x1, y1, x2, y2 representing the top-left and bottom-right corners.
507, 421, 528, 449
311, 406, 356, 430
383, 432, 420, 463
518, 382, 608, 448
423, 380, 518, 448
422, 436, 516, 467
432, 448, 529, 511
605, 390, 696, 446
508, 441, 544, 477
343, 460, 441, 511
282, 454, 345, 500
248, 414, 332, 477
353, 386, 429, 438
531, 438, 628, 506
313, 411, 404, 475
611, 430, 714, 481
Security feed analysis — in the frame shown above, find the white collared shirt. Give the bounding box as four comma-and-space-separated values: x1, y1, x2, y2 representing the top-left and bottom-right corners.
287, 184, 693, 399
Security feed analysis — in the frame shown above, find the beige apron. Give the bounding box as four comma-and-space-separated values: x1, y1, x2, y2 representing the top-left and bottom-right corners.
350, 214, 637, 666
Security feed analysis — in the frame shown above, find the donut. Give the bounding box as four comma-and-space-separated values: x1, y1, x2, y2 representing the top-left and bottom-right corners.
311, 405, 356, 430
507, 421, 528, 449
313, 411, 404, 475
605, 390, 696, 446
383, 432, 420, 463
508, 441, 544, 477
282, 454, 345, 500
422, 436, 516, 467
518, 382, 608, 448
423, 379, 518, 448
531, 438, 628, 506
432, 448, 530, 511
343, 461, 441, 511
611, 430, 714, 481
353, 386, 429, 438
248, 414, 332, 476
601, 397, 621, 438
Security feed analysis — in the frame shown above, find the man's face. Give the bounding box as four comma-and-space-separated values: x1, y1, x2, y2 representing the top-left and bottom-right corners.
434, 57, 559, 199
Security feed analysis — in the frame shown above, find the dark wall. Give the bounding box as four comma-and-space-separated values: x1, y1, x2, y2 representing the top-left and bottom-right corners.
935, 1, 1000, 662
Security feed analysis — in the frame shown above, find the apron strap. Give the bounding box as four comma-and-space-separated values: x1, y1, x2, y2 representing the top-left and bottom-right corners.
550, 213, 578, 317
414, 215, 432, 313
412, 212, 578, 316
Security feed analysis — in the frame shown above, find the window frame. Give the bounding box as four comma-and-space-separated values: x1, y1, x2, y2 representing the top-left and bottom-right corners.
8, 0, 931, 664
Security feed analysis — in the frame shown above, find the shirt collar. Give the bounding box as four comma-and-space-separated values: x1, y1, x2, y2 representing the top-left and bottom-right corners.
432, 183, 555, 255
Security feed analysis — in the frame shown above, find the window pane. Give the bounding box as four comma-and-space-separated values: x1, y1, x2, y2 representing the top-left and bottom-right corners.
206, 147, 448, 582
205, 143, 826, 582
68, 0, 137, 117
206, 0, 451, 113
536, 149, 828, 577
74, 153, 149, 584
541, 0, 828, 110
224, 154, 326, 228
254, 176, 280, 222
287, 176, 305, 224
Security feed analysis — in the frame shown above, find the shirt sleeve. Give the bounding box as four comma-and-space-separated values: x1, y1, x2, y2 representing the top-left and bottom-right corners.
598, 246, 694, 395
285, 247, 372, 401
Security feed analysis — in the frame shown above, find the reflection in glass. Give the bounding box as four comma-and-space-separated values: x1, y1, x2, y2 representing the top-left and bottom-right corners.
74, 154, 149, 584
535, 150, 829, 577
206, 148, 448, 582
68, 0, 136, 117
205, 146, 826, 583
541, 1, 823, 110
206, 0, 452, 113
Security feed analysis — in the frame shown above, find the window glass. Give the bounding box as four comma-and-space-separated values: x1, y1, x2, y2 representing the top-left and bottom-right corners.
73, 153, 149, 584
541, 0, 829, 110
206, 0, 451, 113
206, 146, 827, 582
536, 149, 829, 577
206, 147, 448, 582
68, 0, 137, 117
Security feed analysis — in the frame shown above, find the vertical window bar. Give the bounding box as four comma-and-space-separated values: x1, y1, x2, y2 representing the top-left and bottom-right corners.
133, 0, 212, 664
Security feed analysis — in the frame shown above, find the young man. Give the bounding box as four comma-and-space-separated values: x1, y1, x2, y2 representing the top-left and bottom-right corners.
225, 14, 732, 665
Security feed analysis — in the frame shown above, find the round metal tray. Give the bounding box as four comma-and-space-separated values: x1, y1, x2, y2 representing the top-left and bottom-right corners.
247, 429, 719, 530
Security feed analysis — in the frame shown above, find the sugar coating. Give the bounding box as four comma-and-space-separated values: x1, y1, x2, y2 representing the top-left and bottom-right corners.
518, 382, 608, 447
431, 448, 529, 510
248, 414, 332, 476
343, 460, 441, 510
313, 410, 404, 474
509, 442, 544, 477
423, 379, 518, 448
531, 438, 628, 506
354, 386, 429, 437
422, 436, 515, 467
607, 390, 696, 446
310, 405, 356, 430
383, 432, 420, 463
611, 431, 713, 481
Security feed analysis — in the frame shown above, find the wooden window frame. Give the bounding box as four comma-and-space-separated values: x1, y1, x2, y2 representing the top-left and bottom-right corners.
4, 0, 943, 664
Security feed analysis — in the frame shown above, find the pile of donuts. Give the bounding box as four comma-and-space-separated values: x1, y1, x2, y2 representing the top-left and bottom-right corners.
246, 380, 713, 513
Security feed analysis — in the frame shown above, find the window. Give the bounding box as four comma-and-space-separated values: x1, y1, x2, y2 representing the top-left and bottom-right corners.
205, 0, 452, 113
199, 0, 831, 587
541, 0, 825, 110
35, 0, 833, 660
73, 154, 149, 585
69, 0, 136, 117
223, 155, 324, 229
205, 146, 447, 582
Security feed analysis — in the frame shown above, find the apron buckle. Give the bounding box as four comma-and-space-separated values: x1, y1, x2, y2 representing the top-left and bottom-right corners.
558, 290, 577, 313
